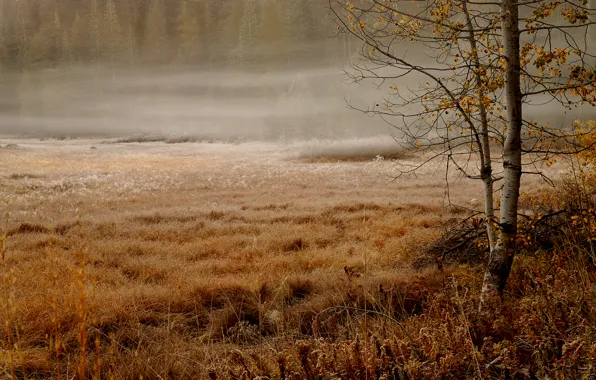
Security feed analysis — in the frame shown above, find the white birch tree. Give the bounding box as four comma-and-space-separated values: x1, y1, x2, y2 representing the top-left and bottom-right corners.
330, 0, 596, 308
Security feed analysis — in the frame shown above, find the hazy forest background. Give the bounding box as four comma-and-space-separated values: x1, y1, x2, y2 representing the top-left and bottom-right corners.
0, 0, 378, 140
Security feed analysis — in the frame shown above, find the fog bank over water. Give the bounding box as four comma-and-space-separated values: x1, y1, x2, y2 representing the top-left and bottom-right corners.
0, 0, 385, 141
0, 0, 591, 142
1, 64, 589, 142
0, 65, 396, 140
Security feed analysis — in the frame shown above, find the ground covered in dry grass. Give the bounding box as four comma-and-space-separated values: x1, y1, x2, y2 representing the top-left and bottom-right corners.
0, 138, 591, 379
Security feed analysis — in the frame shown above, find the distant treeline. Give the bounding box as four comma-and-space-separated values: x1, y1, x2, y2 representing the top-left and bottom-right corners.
0, 0, 376, 141
0, 0, 352, 70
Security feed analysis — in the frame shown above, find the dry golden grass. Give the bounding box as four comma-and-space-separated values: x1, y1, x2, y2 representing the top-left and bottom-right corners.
0, 139, 558, 378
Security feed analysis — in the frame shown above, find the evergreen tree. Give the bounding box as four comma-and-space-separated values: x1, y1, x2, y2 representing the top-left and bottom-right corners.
198, 0, 215, 66
88, 0, 102, 63
71, 11, 88, 62
217, 0, 243, 66
144, 0, 167, 63
103, 0, 123, 67
27, 30, 49, 68
177, 0, 200, 63
0, 22, 5, 80
124, 21, 138, 67
257, 0, 286, 67
60, 30, 73, 64
281, 0, 301, 65
230, 0, 258, 67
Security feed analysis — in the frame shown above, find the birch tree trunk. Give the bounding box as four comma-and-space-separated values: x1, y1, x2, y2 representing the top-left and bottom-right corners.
462, 0, 497, 250
480, 0, 523, 308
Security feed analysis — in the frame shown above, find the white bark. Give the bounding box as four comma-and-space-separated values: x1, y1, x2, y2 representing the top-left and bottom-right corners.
462, 0, 497, 250
480, 0, 523, 307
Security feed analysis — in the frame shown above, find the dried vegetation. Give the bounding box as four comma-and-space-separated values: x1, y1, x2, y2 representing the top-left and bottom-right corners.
0, 140, 592, 379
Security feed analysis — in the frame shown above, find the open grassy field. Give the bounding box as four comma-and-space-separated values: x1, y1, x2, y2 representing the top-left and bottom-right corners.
0, 138, 574, 378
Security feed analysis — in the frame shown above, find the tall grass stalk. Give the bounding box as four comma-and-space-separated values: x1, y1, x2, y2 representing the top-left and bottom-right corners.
76, 246, 88, 379
1, 205, 15, 380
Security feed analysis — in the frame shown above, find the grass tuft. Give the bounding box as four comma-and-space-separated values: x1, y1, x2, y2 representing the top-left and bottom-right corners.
294, 137, 415, 162
8, 223, 51, 236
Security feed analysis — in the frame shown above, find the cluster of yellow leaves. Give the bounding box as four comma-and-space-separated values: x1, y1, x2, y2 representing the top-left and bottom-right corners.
525, 1, 562, 30
429, 0, 454, 23
575, 120, 596, 165
562, 6, 590, 24
533, 47, 569, 69
346, 1, 423, 39
567, 67, 596, 103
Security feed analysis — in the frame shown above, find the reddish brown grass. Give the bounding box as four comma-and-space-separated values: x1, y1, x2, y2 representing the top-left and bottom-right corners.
0, 140, 578, 378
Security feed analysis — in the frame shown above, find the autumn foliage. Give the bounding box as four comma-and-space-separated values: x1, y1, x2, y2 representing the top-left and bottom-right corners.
204, 129, 596, 378
0, 139, 593, 378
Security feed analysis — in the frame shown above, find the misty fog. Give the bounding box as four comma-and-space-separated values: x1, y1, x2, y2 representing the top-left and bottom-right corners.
0, 0, 591, 142
0, 65, 394, 140
0, 0, 394, 141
